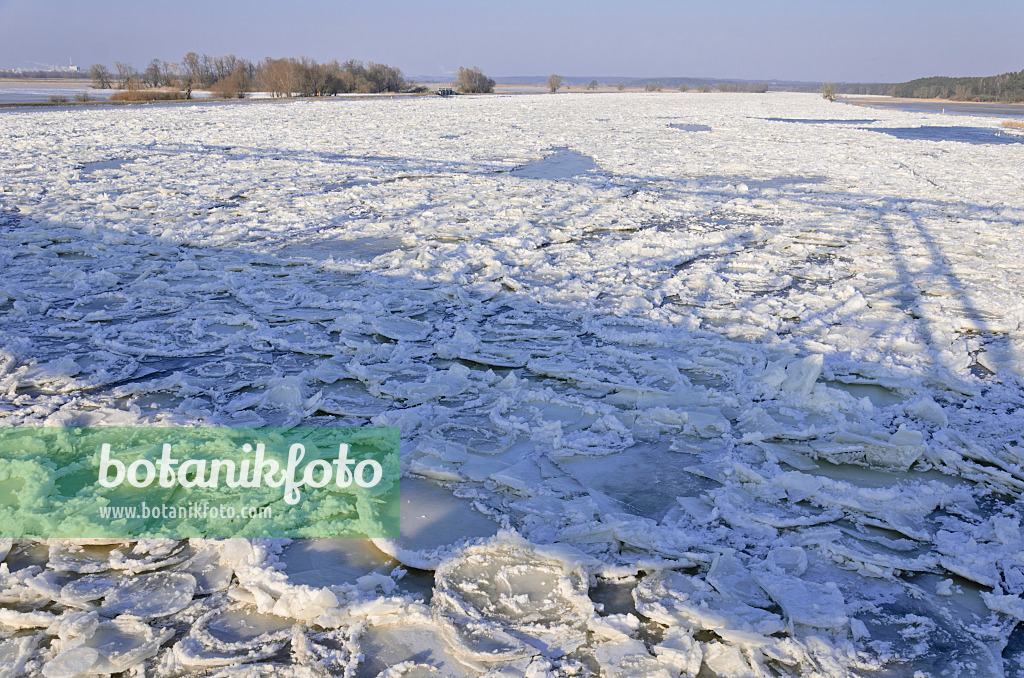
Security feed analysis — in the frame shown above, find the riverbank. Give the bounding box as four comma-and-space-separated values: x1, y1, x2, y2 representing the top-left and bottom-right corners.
841, 95, 1024, 118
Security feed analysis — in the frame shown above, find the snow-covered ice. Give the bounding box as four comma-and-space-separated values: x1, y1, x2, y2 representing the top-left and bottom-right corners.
1, 91, 1023, 676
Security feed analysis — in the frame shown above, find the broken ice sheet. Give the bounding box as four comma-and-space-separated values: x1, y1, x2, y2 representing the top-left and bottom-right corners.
4, 91, 1024, 675
172, 604, 293, 669
633, 570, 785, 638
42, 616, 174, 677
279, 538, 434, 602
356, 622, 488, 678
101, 572, 197, 618
432, 533, 595, 663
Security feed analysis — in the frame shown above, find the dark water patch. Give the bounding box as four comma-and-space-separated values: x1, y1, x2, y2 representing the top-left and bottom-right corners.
79, 158, 131, 173
655, 207, 785, 235
868, 126, 1024, 145
669, 123, 712, 131
274, 236, 404, 261
0, 203, 20, 231
557, 443, 715, 522
510, 147, 599, 180
759, 117, 879, 124
827, 381, 905, 408
680, 174, 827, 192
1005, 623, 1024, 675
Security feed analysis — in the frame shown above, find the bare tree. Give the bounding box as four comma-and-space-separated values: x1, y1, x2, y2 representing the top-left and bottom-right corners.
366, 62, 405, 93
160, 61, 179, 89
456, 66, 495, 94
257, 57, 298, 97
212, 55, 238, 83
88, 64, 112, 89
587, 79, 598, 90
547, 73, 563, 93
616, 82, 625, 91
144, 59, 162, 88
114, 62, 138, 89
644, 82, 664, 92
338, 59, 372, 93
181, 52, 218, 89
820, 82, 838, 102
181, 51, 202, 89
297, 56, 330, 96
678, 83, 689, 92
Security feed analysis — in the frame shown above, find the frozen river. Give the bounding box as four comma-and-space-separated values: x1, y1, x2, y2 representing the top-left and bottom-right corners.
1, 92, 1023, 676
0, 80, 116, 104
841, 96, 1024, 119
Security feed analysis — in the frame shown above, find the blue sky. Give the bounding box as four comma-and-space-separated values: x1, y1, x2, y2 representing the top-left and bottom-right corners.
1, 0, 1020, 82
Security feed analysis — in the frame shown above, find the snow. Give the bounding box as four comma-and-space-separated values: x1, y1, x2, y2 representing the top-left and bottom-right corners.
1, 91, 1024, 676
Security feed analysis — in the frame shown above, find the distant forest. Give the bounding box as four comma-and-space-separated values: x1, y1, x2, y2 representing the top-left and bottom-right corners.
785, 82, 892, 95
889, 69, 1024, 102
0, 69, 82, 79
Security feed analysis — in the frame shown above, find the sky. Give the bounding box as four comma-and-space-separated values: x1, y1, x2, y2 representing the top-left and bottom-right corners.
0, 0, 1021, 83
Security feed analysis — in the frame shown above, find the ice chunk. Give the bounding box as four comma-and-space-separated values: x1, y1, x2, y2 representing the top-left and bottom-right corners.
706, 551, 773, 607
0, 633, 42, 677
982, 592, 1024, 621
172, 605, 292, 668
702, 643, 758, 678
45, 616, 173, 676
432, 533, 595, 662
60, 575, 119, 606
812, 426, 926, 471
633, 570, 784, 636
589, 638, 674, 677
42, 647, 100, 678
763, 547, 808, 577
652, 628, 703, 677
780, 354, 823, 394
281, 538, 399, 589
752, 571, 847, 629
371, 316, 432, 342
904, 396, 948, 426
358, 623, 484, 677
102, 572, 196, 618
176, 545, 234, 594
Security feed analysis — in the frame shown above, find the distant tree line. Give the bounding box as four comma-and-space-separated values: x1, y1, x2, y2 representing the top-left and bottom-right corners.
889, 70, 1024, 103
778, 83, 893, 95
716, 82, 770, 93
0, 69, 83, 79
785, 69, 1024, 102
86, 53, 409, 99
258, 57, 406, 97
